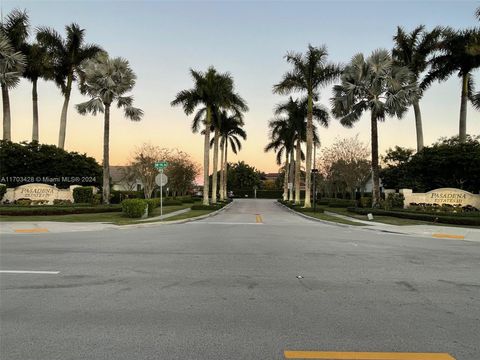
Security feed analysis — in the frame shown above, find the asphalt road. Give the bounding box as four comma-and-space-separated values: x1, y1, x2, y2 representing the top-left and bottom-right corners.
1, 199, 479, 360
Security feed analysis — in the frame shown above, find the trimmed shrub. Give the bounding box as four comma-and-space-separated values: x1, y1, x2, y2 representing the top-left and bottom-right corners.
0, 205, 121, 216
145, 198, 160, 213
0, 184, 6, 201
326, 199, 356, 208
162, 199, 183, 206
384, 193, 404, 210
359, 196, 372, 208
53, 199, 72, 205
14, 198, 32, 206
110, 190, 145, 204
121, 199, 148, 218
31, 199, 49, 205
191, 203, 225, 211
73, 187, 94, 204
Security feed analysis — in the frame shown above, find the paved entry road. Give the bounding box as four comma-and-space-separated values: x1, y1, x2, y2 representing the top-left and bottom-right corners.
1, 199, 479, 360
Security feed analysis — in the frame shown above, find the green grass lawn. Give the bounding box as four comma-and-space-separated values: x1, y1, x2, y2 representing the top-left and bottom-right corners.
0, 203, 194, 225
294, 208, 366, 226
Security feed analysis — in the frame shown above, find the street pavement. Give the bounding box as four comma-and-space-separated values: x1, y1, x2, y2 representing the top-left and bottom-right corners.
1, 199, 479, 360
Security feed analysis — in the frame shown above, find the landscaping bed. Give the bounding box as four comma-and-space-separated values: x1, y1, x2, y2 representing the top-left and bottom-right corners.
0, 204, 121, 216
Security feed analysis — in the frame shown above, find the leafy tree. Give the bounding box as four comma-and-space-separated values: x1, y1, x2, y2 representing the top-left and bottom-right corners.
0, 9, 28, 141
76, 53, 143, 204
273, 44, 341, 207
164, 150, 200, 196
37, 23, 103, 149
22, 41, 53, 142
424, 27, 480, 143
393, 25, 441, 151
382, 146, 415, 167
0, 140, 101, 188
331, 49, 417, 207
226, 161, 262, 191
171, 67, 248, 205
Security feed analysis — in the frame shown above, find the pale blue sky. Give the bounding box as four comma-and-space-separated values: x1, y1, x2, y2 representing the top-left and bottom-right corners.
3, 0, 479, 172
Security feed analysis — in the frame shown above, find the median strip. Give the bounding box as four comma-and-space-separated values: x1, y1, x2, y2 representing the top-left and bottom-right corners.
432, 233, 465, 239
284, 350, 455, 360
14, 228, 49, 233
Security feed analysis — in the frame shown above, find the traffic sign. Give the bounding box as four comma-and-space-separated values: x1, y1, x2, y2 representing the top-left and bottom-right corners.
154, 161, 168, 170
155, 173, 168, 186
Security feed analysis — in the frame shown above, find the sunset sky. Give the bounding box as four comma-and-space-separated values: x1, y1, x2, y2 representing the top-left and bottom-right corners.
3, 0, 479, 174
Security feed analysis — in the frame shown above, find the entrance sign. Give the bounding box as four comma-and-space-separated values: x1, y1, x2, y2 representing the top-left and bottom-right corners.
1, 183, 78, 204
400, 188, 480, 209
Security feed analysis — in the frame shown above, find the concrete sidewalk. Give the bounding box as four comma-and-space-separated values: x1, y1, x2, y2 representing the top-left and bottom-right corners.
324, 210, 480, 241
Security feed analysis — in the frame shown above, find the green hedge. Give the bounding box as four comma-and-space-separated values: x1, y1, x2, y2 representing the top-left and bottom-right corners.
73, 186, 94, 204
145, 199, 160, 213
318, 198, 356, 208
0, 184, 6, 201
110, 190, 145, 204
121, 199, 148, 218
0, 205, 121, 216
191, 202, 227, 211
348, 208, 480, 226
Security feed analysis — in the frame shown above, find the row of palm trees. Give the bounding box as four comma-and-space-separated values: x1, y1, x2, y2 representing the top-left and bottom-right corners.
0, 9, 103, 148
267, 11, 479, 208
171, 67, 248, 206
0, 9, 143, 204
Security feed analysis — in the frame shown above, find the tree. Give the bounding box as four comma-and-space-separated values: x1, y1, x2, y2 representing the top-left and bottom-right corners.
0, 9, 28, 141
424, 27, 480, 143
129, 144, 171, 199
171, 67, 248, 205
164, 150, 200, 196
226, 161, 261, 190
273, 97, 324, 204
273, 44, 341, 207
332, 49, 417, 207
22, 41, 53, 142
76, 53, 143, 204
393, 25, 441, 151
37, 23, 102, 149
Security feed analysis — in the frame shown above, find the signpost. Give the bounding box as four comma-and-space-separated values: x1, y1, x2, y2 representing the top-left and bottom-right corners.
154, 162, 169, 218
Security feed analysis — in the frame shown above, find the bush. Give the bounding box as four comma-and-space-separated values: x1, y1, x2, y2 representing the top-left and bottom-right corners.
121, 199, 148, 218
31, 199, 50, 205
92, 194, 102, 205
145, 198, 160, 213
162, 199, 183, 206
359, 196, 372, 208
326, 198, 356, 208
110, 190, 145, 204
53, 199, 72, 205
191, 203, 225, 211
73, 187, 94, 204
384, 193, 404, 210
14, 198, 32, 206
0, 184, 6, 201
0, 204, 121, 216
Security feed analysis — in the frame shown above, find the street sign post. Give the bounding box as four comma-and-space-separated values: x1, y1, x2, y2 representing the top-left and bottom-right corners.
154, 162, 169, 218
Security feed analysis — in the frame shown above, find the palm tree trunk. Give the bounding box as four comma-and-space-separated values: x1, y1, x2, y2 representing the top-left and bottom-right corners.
202, 106, 211, 205
288, 149, 294, 201
224, 141, 228, 197
103, 104, 111, 205
304, 94, 313, 208
211, 128, 220, 204
32, 78, 39, 142
2, 84, 11, 141
412, 100, 424, 151
219, 139, 225, 201
295, 140, 301, 204
371, 111, 380, 207
58, 76, 73, 149
459, 73, 469, 143
283, 152, 289, 201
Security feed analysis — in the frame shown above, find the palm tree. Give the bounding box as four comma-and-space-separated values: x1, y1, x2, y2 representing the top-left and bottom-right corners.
22, 41, 53, 142
0, 9, 29, 141
222, 116, 246, 199
331, 49, 417, 207
273, 44, 341, 207
37, 23, 102, 149
171, 67, 248, 206
274, 97, 325, 204
75, 53, 143, 204
393, 25, 441, 151
265, 117, 295, 201
423, 27, 480, 143
476, 7, 480, 20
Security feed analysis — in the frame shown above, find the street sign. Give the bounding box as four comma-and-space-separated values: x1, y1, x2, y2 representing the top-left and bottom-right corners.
154, 161, 168, 170
155, 173, 168, 187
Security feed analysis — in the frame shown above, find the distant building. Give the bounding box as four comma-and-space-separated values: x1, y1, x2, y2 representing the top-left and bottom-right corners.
264, 173, 279, 182
110, 166, 143, 192
362, 175, 384, 193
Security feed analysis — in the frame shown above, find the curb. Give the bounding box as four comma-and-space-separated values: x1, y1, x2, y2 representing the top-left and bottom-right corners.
276, 201, 350, 228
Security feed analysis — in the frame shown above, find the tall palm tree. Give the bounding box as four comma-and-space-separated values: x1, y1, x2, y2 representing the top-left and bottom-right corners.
273, 44, 341, 207
22, 41, 53, 142
171, 67, 248, 205
274, 97, 325, 204
331, 49, 417, 207
423, 27, 480, 143
75, 53, 143, 204
393, 25, 441, 151
0, 9, 29, 141
222, 117, 246, 199
265, 117, 295, 201
37, 23, 102, 149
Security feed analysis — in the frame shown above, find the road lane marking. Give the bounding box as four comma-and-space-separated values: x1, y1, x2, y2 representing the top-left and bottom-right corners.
14, 228, 49, 233
432, 233, 464, 240
0, 270, 60, 274
284, 351, 455, 359
255, 214, 263, 223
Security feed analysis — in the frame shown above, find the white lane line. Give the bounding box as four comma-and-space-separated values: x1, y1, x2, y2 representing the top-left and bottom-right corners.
0, 270, 60, 274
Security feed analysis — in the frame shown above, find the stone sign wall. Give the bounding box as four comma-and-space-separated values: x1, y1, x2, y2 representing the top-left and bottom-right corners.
2, 183, 79, 204
400, 188, 480, 209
